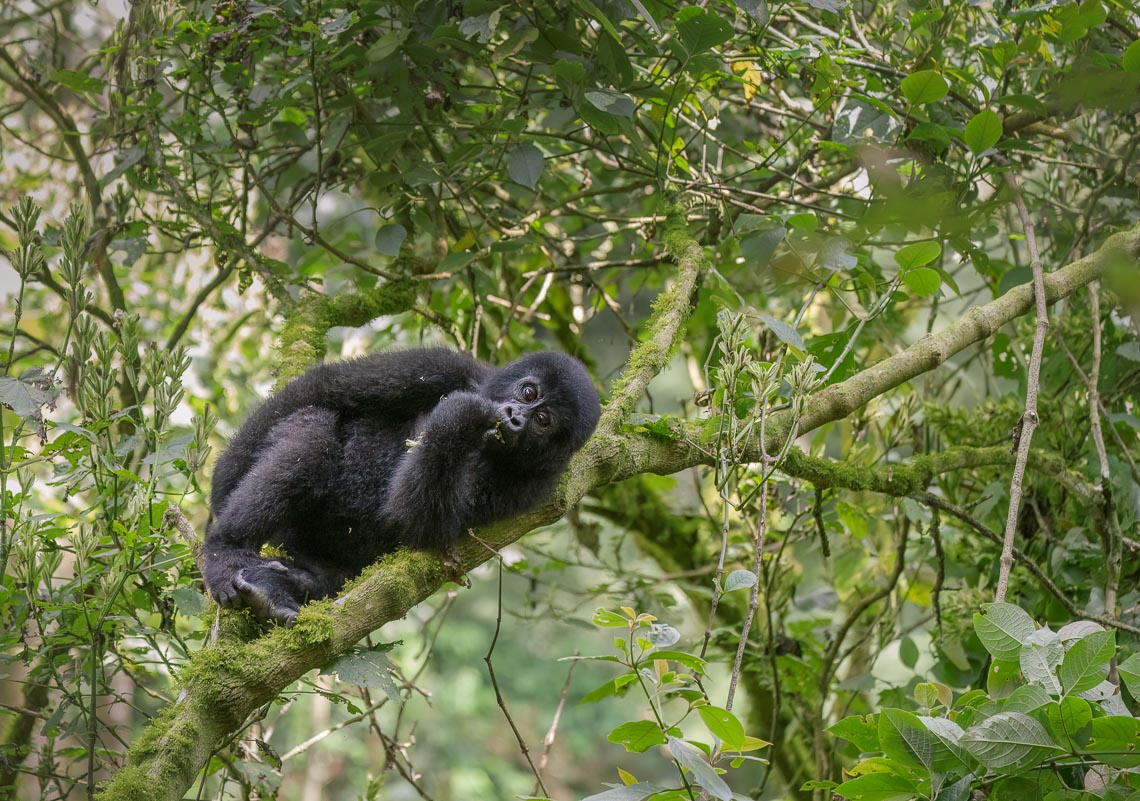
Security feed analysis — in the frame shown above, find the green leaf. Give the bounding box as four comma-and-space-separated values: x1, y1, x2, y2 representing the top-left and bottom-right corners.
650, 651, 707, 673
786, 212, 818, 231
674, 8, 734, 55
901, 70, 949, 104
366, 30, 407, 61
581, 783, 669, 801
50, 69, 106, 94
757, 313, 805, 351
997, 93, 1049, 115
508, 143, 545, 189
666, 737, 732, 800
608, 721, 666, 753
878, 707, 934, 769
374, 224, 407, 256
696, 705, 745, 750
584, 89, 635, 118
1085, 716, 1140, 769
573, 0, 621, 41
910, 9, 944, 30
593, 608, 630, 627
964, 109, 1003, 155
1058, 630, 1115, 694
902, 268, 941, 296
919, 715, 975, 772
828, 714, 879, 753
960, 711, 1061, 771
833, 773, 918, 801
1124, 40, 1140, 74
894, 241, 942, 269
1003, 684, 1052, 713
580, 674, 638, 704
1118, 653, 1140, 699
1018, 628, 1063, 695
722, 569, 756, 593
974, 603, 1035, 661
629, 0, 661, 34
987, 659, 1023, 699
327, 648, 400, 702
739, 227, 785, 266
1045, 697, 1092, 750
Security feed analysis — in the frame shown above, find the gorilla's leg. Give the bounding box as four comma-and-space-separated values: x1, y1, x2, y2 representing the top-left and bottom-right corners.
204, 407, 339, 621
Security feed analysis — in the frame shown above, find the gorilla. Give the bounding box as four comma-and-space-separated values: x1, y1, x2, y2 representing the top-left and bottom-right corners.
203, 348, 600, 625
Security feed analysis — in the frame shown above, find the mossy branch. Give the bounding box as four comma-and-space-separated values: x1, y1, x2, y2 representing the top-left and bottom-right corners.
97, 221, 1137, 801
599, 204, 704, 433
275, 280, 418, 385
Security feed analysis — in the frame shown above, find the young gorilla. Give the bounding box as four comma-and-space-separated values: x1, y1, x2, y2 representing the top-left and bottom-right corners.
204, 348, 600, 625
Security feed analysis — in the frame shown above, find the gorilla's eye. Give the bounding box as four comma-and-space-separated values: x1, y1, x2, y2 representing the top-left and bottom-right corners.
520, 383, 538, 403
534, 410, 551, 428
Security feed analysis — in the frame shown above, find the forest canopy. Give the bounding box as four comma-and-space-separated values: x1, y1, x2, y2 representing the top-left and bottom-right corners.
0, 1, 1138, 800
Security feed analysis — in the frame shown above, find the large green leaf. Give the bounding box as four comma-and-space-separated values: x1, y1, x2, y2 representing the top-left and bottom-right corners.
964, 109, 1003, 154
697, 705, 745, 750
878, 708, 933, 769
960, 712, 1061, 771
974, 604, 1035, 662
674, 8, 734, 55
833, 772, 918, 801
901, 70, 949, 105
1059, 630, 1115, 695
608, 721, 666, 753
508, 143, 545, 189
1118, 653, 1140, 699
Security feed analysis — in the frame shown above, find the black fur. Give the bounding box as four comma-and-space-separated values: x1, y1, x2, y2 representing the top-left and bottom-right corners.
203, 348, 600, 625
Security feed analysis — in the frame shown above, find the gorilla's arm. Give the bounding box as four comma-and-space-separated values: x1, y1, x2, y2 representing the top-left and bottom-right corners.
316, 348, 489, 417
382, 391, 502, 551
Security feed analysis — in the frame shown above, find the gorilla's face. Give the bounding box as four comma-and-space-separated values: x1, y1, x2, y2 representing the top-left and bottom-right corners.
482, 352, 600, 464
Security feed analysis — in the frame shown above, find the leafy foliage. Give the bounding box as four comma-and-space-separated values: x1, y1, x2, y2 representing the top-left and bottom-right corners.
831, 608, 1135, 801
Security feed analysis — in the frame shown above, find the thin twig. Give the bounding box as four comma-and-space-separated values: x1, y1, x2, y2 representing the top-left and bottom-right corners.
484, 557, 547, 797
994, 169, 1049, 603
1085, 284, 1123, 640
534, 653, 577, 794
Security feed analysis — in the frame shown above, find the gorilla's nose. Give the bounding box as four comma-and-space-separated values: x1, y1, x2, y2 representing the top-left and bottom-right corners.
501, 404, 525, 432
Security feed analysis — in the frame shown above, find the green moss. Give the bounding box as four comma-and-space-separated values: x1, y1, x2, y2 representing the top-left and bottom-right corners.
98, 703, 204, 800
275, 278, 421, 386
95, 765, 166, 801
285, 604, 335, 649
135, 706, 204, 779
175, 641, 258, 703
